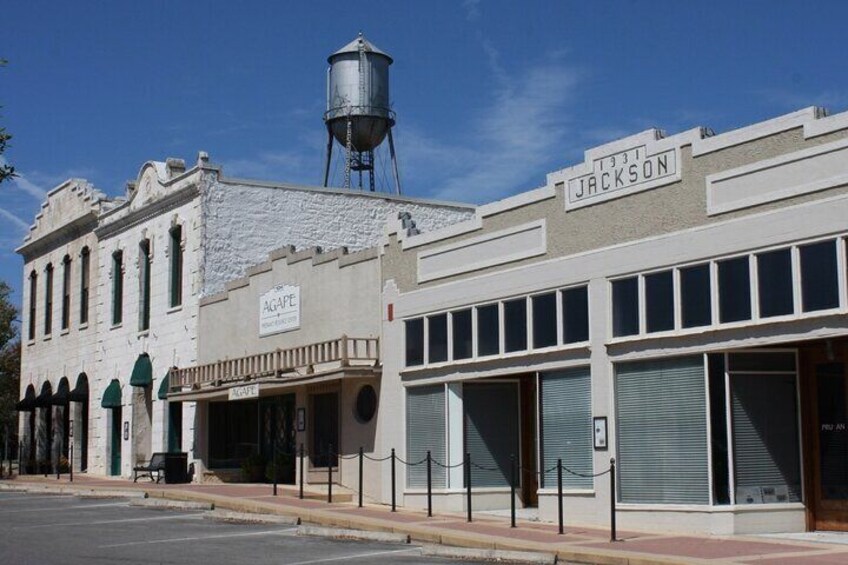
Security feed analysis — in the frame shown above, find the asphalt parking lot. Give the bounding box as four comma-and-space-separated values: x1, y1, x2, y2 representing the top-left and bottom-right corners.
0, 492, 489, 565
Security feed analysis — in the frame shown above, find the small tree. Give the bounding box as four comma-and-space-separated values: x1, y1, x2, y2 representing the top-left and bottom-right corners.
0, 281, 20, 474
0, 58, 15, 185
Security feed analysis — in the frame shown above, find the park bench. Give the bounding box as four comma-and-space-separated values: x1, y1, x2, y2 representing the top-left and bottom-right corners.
133, 452, 167, 483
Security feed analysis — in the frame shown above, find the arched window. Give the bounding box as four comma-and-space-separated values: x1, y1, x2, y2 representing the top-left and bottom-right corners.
28, 271, 37, 341
80, 247, 90, 325
112, 250, 123, 326
169, 225, 183, 308
139, 239, 151, 331
44, 263, 53, 336
61, 255, 71, 330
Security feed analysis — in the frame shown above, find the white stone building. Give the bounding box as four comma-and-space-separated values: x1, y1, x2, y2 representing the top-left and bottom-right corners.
16, 154, 473, 478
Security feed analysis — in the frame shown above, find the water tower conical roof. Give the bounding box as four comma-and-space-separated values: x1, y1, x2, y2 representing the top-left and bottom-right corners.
329, 33, 393, 63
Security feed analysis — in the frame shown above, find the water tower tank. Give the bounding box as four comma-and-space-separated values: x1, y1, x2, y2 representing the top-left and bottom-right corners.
324, 33, 394, 152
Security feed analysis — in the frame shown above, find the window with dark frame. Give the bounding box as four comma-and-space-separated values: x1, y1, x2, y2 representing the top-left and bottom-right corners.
451, 309, 472, 360
800, 240, 839, 312
532, 293, 557, 349
645, 270, 674, 333
476, 304, 500, 356
718, 257, 751, 323
61, 255, 71, 330
28, 271, 37, 341
169, 225, 183, 308
562, 286, 589, 343
139, 239, 151, 331
405, 318, 424, 366
757, 249, 794, 318
503, 298, 527, 352
112, 251, 123, 326
427, 313, 448, 363
44, 263, 53, 335
80, 247, 90, 325
612, 277, 639, 337
680, 264, 711, 328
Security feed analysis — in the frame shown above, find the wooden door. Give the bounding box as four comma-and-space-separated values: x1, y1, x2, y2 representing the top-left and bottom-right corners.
520, 377, 538, 506
809, 343, 848, 530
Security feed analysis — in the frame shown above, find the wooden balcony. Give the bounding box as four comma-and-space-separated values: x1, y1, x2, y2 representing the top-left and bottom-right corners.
168, 335, 379, 395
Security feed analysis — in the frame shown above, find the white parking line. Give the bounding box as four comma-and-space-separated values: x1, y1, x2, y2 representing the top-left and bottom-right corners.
285, 548, 419, 565
98, 527, 298, 548
15, 513, 204, 529
0, 502, 127, 514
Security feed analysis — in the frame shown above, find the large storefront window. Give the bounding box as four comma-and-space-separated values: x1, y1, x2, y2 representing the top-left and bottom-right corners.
406, 385, 446, 488
208, 400, 258, 468
540, 367, 592, 489
615, 356, 710, 504
728, 352, 801, 504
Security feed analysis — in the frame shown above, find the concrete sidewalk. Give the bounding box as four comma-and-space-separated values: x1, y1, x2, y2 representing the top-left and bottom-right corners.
3, 475, 848, 565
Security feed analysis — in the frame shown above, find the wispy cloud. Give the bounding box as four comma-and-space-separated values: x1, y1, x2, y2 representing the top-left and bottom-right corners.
462, 0, 481, 21
0, 208, 29, 232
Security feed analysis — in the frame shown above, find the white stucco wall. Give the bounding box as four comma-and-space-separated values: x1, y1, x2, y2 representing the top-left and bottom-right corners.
199, 174, 474, 295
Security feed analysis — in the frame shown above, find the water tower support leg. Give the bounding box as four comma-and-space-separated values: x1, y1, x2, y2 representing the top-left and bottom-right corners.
322, 129, 334, 187
387, 128, 402, 195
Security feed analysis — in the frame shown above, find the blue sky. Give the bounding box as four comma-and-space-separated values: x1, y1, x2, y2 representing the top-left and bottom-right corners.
1, 1, 846, 312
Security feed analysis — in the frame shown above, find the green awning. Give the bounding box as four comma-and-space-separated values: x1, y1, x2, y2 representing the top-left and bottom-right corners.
15, 387, 36, 412
101, 379, 122, 408
129, 353, 153, 387
35, 383, 53, 407
158, 370, 170, 400
69, 373, 89, 403
52, 379, 71, 406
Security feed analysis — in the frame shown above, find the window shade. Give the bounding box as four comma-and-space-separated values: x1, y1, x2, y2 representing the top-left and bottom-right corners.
540, 367, 593, 489
406, 385, 446, 488
615, 356, 709, 504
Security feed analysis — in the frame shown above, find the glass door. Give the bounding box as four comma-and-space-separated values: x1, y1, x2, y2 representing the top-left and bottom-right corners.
110, 407, 122, 476
812, 349, 848, 530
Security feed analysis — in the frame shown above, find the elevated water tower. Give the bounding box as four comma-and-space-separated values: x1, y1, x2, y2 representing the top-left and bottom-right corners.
322, 33, 402, 194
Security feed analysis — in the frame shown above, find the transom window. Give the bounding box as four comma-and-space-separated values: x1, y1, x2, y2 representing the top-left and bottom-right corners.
610, 235, 847, 340
404, 284, 589, 368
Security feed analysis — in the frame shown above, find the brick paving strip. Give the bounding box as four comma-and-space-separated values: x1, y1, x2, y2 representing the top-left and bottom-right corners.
3, 476, 846, 565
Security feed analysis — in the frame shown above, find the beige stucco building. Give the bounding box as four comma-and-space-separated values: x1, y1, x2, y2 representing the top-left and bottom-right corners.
379, 106, 848, 534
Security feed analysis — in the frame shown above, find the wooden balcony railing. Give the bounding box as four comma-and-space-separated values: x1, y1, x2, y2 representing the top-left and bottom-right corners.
168, 335, 379, 394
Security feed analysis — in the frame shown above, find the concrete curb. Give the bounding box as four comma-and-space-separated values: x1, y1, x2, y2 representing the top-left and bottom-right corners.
129, 498, 213, 511
205, 509, 300, 526
297, 524, 410, 544
76, 489, 148, 499
420, 544, 556, 564
0, 483, 146, 499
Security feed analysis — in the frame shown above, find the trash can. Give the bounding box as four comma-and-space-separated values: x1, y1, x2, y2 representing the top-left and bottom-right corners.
163, 452, 188, 484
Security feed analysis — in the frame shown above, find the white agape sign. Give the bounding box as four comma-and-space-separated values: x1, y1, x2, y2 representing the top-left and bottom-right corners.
259, 284, 300, 337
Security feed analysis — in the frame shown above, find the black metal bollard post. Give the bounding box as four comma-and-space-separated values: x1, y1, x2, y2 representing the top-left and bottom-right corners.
272, 440, 278, 496
299, 443, 304, 500
465, 452, 472, 523
69, 441, 74, 483
358, 446, 364, 508
18, 445, 22, 476
510, 454, 516, 528
426, 450, 432, 518
327, 444, 333, 504
557, 458, 564, 535
610, 458, 617, 542
390, 448, 396, 512
56, 452, 60, 480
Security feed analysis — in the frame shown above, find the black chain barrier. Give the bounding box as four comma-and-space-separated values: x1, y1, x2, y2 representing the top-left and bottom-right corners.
284, 445, 618, 541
